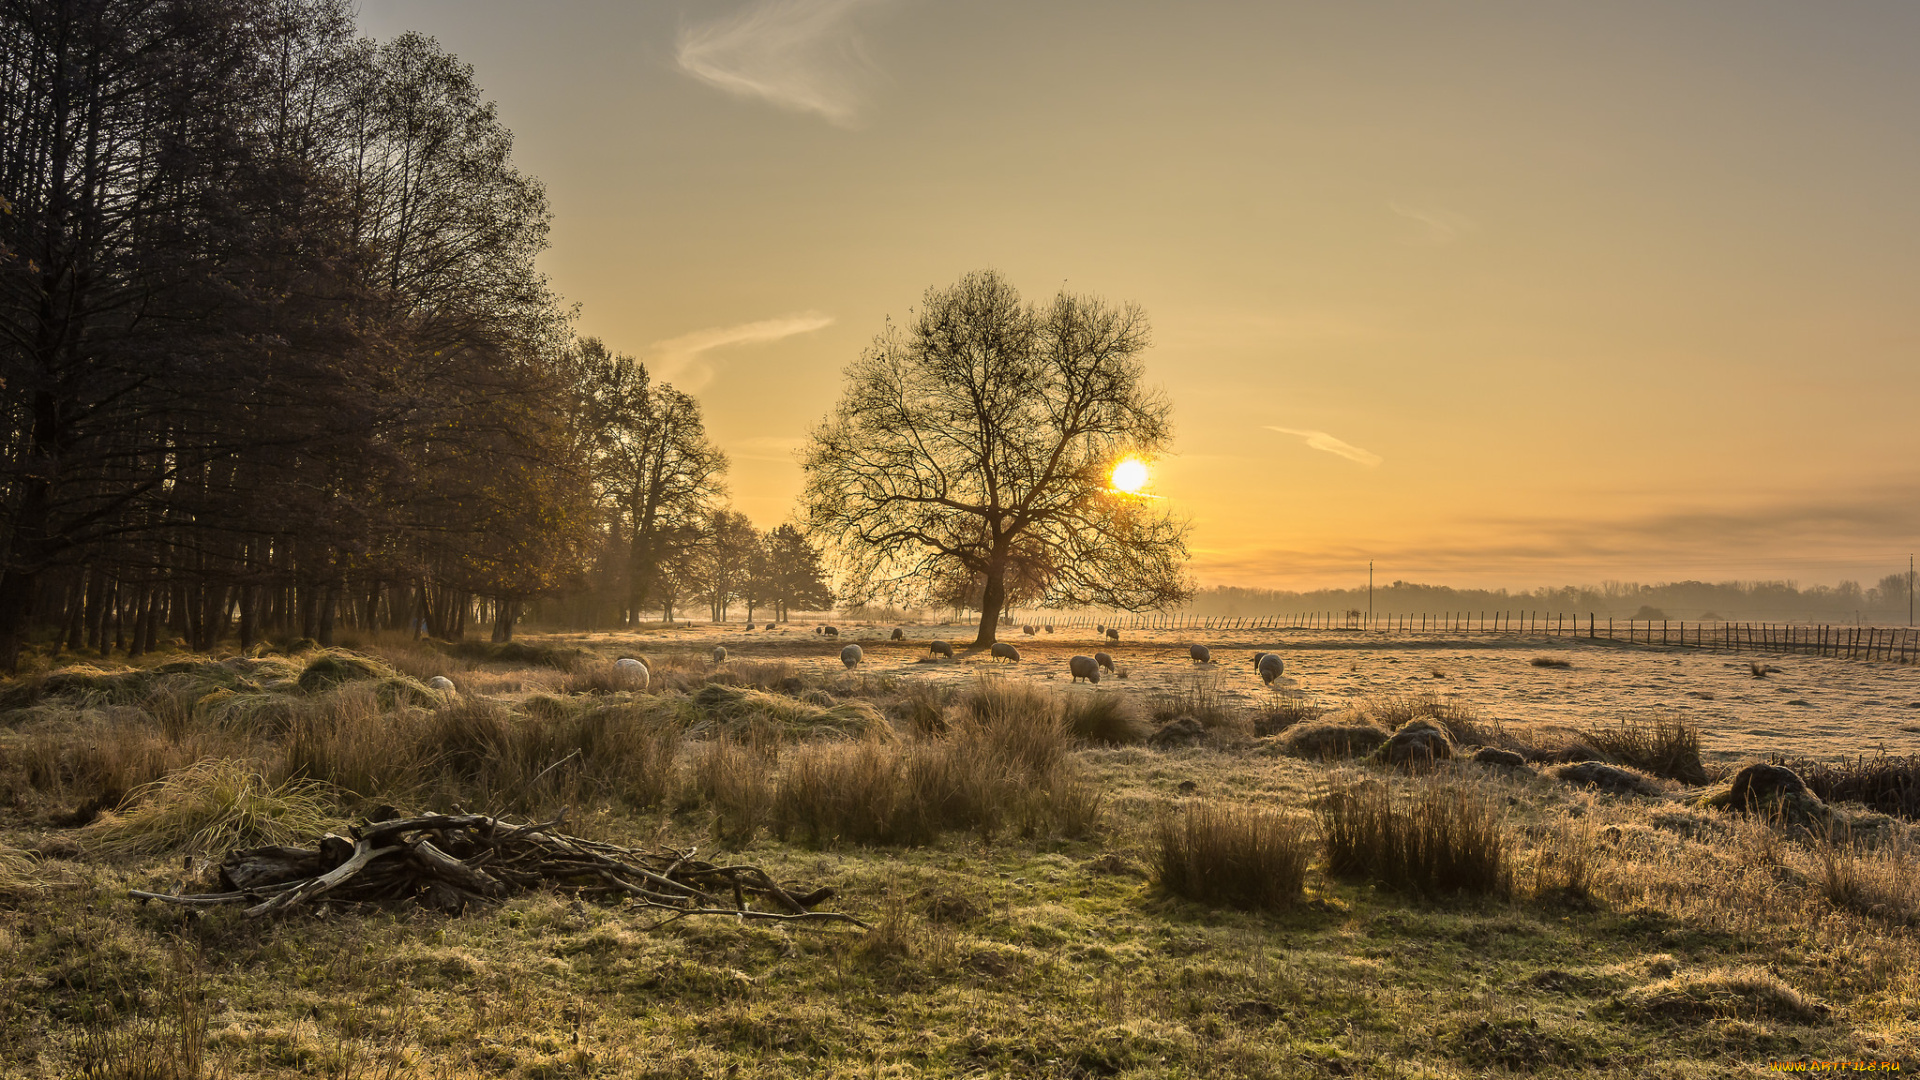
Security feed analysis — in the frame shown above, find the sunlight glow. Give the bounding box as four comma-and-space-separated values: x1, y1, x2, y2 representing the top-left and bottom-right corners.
1110, 457, 1150, 494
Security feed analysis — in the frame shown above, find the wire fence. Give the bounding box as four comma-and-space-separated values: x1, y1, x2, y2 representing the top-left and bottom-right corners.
1019, 611, 1920, 665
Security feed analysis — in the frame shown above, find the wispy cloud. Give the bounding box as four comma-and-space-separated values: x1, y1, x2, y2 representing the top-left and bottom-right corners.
649, 312, 833, 391
1389, 201, 1475, 244
1265, 426, 1383, 467
676, 0, 885, 126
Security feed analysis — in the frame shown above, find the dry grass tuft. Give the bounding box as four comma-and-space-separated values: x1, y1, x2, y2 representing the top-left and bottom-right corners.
1815, 831, 1920, 924
1276, 717, 1390, 760
1530, 655, 1573, 669
1151, 800, 1312, 911
1784, 753, 1920, 820
1616, 967, 1827, 1024
85, 759, 338, 857
1060, 691, 1148, 745
689, 738, 776, 847
0, 844, 48, 899
894, 680, 955, 736
1318, 777, 1510, 896
691, 683, 889, 741
1146, 673, 1241, 730
1575, 715, 1708, 785
1253, 696, 1325, 736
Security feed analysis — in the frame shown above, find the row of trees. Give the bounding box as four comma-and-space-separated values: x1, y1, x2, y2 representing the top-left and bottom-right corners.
1188, 575, 1917, 624
0, 0, 837, 665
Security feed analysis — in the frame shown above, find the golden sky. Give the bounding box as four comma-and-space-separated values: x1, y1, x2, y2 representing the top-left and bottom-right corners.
358, 1, 1920, 591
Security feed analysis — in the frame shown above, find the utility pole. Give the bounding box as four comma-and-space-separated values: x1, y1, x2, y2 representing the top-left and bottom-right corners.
1909, 554, 1913, 627
1368, 561, 1374, 632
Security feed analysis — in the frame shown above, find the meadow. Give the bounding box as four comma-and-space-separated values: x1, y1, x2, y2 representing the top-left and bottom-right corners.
2, 623, 1917, 1078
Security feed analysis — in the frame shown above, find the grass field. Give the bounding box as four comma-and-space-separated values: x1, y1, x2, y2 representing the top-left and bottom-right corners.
2, 624, 1917, 1077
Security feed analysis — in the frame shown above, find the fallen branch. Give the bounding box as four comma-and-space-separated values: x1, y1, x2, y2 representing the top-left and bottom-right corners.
127, 811, 863, 929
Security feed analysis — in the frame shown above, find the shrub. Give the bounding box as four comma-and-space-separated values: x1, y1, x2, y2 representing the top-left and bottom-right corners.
1318, 778, 1509, 896
86, 759, 338, 857
1152, 800, 1311, 911
1575, 716, 1707, 785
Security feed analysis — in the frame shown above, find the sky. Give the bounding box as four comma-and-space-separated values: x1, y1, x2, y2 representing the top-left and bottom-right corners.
356, 0, 1920, 592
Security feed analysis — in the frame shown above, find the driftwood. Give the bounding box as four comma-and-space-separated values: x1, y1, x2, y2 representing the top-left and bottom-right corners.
128, 812, 865, 929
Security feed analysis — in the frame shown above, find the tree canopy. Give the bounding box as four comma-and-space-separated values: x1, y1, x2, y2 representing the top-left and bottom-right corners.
801, 270, 1191, 644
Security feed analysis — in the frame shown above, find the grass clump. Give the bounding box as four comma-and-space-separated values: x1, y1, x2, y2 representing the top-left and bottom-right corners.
1276, 716, 1390, 760
1253, 696, 1325, 736
0, 844, 48, 899
1784, 753, 1920, 821
1060, 691, 1148, 745
440, 639, 591, 669
691, 682, 889, 741
1615, 967, 1827, 1024
1815, 832, 1920, 924
1575, 715, 1707, 785
1147, 673, 1240, 729
1530, 655, 1573, 669
1318, 777, 1509, 896
295, 650, 397, 693
85, 759, 338, 857
1151, 800, 1311, 911
689, 737, 776, 847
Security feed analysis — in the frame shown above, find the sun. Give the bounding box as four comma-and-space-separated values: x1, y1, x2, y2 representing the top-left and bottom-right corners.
1110, 457, 1150, 494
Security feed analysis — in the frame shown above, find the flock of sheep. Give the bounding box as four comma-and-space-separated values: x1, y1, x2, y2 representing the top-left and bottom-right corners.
423, 624, 1290, 694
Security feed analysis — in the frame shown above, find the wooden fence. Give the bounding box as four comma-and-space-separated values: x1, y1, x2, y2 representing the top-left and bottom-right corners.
1020, 611, 1920, 665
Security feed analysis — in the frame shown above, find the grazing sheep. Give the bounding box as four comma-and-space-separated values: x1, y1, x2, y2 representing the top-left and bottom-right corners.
841, 644, 864, 668
823, 625, 839, 638
1258, 653, 1284, 685
891, 628, 905, 641
1096, 624, 1106, 634
1069, 655, 1101, 684
1095, 651, 1115, 673
743, 623, 754, 631
929, 640, 954, 658
1189, 644, 1211, 664
711, 646, 728, 664
1044, 625, 1054, 633
990, 642, 1021, 662
1022, 625, 1037, 636
615, 657, 650, 690
1252, 651, 1269, 670
765, 623, 776, 630
427, 676, 455, 693
1106, 628, 1120, 642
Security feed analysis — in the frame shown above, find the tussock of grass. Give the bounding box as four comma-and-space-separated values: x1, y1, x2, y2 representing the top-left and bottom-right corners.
1151, 800, 1311, 911
1530, 656, 1573, 669
894, 680, 954, 736
1553, 761, 1665, 797
1146, 673, 1241, 730
1318, 777, 1509, 896
295, 650, 398, 693
1060, 692, 1147, 746
691, 683, 889, 741
1253, 696, 1324, 736
1275, 717, 1390, 760
0, 844, 48, 899
6, 716, 218, 813
1816, 832, 1920, 924
1616, 967, 1827, 1023
1575, 716, 1707, 785
440, 639, 591, 670
689, 738, 776, 847
1785, 753, 1920, 821
85, 759, 338, 857
1357, 693, 1476, 731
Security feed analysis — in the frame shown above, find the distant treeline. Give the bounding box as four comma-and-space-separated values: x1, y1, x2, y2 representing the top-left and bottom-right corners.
1182, 576, 1917, 624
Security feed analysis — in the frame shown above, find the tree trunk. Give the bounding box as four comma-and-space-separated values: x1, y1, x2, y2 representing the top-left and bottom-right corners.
318, 582, 337, 646
491, 598, 517, 642
974, 564, 1007, 646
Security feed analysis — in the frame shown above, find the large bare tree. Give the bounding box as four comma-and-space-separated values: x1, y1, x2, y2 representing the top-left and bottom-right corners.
801, 270, 1191, 645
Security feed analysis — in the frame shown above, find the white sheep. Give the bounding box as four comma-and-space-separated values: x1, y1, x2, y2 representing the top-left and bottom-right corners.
1094, 651, 1115, 673
615, 657, 651, 689
427, 676, 455, 693
841, 643, 864, 668
990, 642, 1021, 662
711, 646, 728, 664
1189, 644, 1211, 664
929, 640, 954, 658
1068, 655, 1101, 683
1258, 653, 1284, 685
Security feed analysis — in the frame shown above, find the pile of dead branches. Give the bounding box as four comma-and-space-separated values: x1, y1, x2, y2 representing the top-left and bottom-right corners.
129, 811, 864, 928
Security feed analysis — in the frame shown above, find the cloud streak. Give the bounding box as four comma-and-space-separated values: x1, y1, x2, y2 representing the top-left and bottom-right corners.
649, 312, 833, 391
1265, 426, 1383, 467
1389, 201, 1475, 244
676, 0, 884, 126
